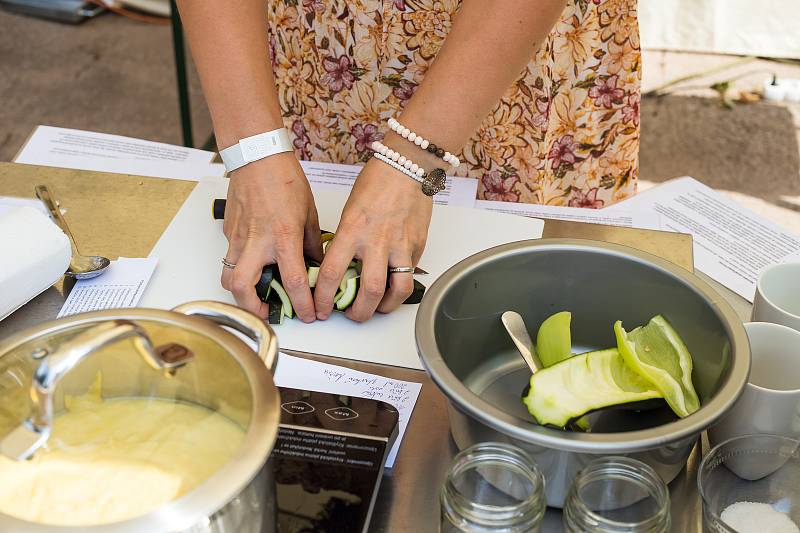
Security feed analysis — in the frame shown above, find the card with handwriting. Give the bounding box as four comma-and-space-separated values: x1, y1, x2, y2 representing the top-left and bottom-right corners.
273, 353, 422, 467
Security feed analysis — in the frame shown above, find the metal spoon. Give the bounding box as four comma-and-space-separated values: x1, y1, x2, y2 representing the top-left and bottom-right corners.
503, 311, 592, 431
501, 311, 543, 374
35, 185, 110, 279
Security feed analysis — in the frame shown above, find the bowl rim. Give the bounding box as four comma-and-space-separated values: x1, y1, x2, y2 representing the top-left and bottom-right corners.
415, 238, 751, 454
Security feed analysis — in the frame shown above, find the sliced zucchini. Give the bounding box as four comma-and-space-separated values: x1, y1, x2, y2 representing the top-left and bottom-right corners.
269, 280, 293, 319
401, 279, 426, 305
523, 348, 663, 428
255, 266, 274, 301
267, 299, 284, 325
308, 266, 320, 288
614, 316, 700, 418
340, 268, 358, 291
536, 311, 572, 367
335, 277, 358, 310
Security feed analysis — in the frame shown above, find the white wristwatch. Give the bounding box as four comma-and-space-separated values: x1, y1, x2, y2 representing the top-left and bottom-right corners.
219, 128, 293, 173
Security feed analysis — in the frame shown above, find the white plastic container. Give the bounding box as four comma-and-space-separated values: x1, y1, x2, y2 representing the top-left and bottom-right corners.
0, 206, 70, 320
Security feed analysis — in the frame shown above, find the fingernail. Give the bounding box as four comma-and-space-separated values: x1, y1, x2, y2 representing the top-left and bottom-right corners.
316, 311, 328, 320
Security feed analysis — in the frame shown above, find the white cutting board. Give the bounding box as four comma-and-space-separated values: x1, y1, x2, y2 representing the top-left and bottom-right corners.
141, 179, 544, 369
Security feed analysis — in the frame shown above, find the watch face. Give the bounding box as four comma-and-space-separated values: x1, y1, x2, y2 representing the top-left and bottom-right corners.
422, 168, 446, 196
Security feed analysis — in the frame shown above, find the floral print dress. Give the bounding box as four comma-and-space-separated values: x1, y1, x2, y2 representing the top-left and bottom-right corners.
268, 0, 640, 207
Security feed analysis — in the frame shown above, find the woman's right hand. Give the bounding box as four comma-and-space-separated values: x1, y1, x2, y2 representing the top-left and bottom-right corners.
221, 152, 322, 322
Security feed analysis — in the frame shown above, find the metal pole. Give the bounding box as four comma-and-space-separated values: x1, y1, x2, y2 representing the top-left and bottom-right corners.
170, 0, 194, 147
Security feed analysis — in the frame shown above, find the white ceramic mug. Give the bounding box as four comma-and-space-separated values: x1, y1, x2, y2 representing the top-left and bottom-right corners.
752, 262, 800, 332
709, 322, 800, 447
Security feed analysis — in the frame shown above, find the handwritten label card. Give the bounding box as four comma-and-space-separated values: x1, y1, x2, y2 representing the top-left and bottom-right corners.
273, 353, 423, 467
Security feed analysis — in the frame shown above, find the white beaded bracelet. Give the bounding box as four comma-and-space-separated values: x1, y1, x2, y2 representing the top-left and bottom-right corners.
387, 117, 460, 168
373, 152, 425, 185
370, 140, 425, 178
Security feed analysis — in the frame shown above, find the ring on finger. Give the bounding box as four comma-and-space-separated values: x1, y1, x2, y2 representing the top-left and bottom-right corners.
222, 257, 237, 269
388, 266, 414, 274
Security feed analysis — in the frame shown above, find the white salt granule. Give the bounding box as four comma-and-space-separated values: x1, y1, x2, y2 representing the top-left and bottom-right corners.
720, 501, 799, 533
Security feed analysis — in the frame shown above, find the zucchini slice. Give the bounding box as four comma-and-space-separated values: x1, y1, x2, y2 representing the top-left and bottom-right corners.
267, 299, 284, 325
269, 280, 294, 319
308, 266, 320, 288
614, 316, 700, 418
523, 348, 663, 428
340, 268, 358, 291
402, 279, 426, 305
255, 266, 274, 301
336, 277, 358, 310
536, 311, 572, 367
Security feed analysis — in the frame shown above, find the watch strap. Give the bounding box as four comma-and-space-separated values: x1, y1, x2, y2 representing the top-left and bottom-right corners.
219, 128, 293, 172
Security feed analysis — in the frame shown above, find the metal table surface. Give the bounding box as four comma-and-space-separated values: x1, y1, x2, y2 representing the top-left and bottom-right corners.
0, 163, 753, 532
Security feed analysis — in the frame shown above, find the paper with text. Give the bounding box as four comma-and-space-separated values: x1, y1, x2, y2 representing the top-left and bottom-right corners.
475, 199, 660, 229
611, 177, 800, 301
273, 353, 422, 467
15, 126, 225, 181
58, 257, 158, 317
300, 160, 478, 207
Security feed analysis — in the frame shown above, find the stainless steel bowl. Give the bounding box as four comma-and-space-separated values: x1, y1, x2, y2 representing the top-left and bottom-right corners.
415, 239, 750, 507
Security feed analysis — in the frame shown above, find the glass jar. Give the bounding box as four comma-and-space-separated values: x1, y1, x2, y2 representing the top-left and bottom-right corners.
441, 442, 546, 533
563, 457, 670, 533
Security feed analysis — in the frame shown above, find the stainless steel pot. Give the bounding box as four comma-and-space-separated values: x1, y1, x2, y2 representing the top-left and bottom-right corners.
415, 239, 750, 508
0, 301, 280, 532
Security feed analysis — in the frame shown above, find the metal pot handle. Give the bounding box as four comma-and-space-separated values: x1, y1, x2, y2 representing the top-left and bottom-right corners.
0, 320, 184, 462
171, 301, 279, 371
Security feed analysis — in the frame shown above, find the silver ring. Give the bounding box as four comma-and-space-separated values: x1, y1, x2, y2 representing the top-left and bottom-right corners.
221, 258, 236, 269
388, 266, 414, 274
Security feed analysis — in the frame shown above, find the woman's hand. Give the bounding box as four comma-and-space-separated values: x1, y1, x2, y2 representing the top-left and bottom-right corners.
314, 159, 433, 322
222, 152, 322, 322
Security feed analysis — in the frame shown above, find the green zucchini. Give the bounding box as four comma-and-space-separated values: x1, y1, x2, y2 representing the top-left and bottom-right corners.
336, 277, 358, 310
267, 299, 284, 325
614, 316, 700, 418
536, 311, 573, 367
308, 266, 320, 288
255, 266, 274, 301
523, 348, 663, 428
340, 268, 359, 290
269, 280, 293, 319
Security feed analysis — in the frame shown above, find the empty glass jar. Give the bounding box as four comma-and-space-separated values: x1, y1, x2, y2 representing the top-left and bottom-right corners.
563, 456, 670, 533
441, 442, 547, 532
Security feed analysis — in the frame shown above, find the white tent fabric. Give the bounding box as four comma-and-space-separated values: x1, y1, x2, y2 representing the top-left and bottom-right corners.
639, 0, 800, 59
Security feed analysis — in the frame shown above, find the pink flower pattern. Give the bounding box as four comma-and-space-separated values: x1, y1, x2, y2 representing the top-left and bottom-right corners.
320, 55, 356, 93
302, 0, 324, 13
622, 93, 640, 127
268, 33, 277, 69
589, 75, 625, 109
351, 123, 383, 154
292, 120, 311, 159
548, 135, 577, 169
531, 97, 550, 129
568, 187, 604, 208
481, 170, 520, 202
392, 79, 417, 107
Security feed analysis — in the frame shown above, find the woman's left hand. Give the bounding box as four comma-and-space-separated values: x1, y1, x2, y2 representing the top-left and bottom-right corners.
314, 158, 433, 322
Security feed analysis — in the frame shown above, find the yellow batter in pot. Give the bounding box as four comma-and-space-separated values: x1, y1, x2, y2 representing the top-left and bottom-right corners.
0, 381, 245, 526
